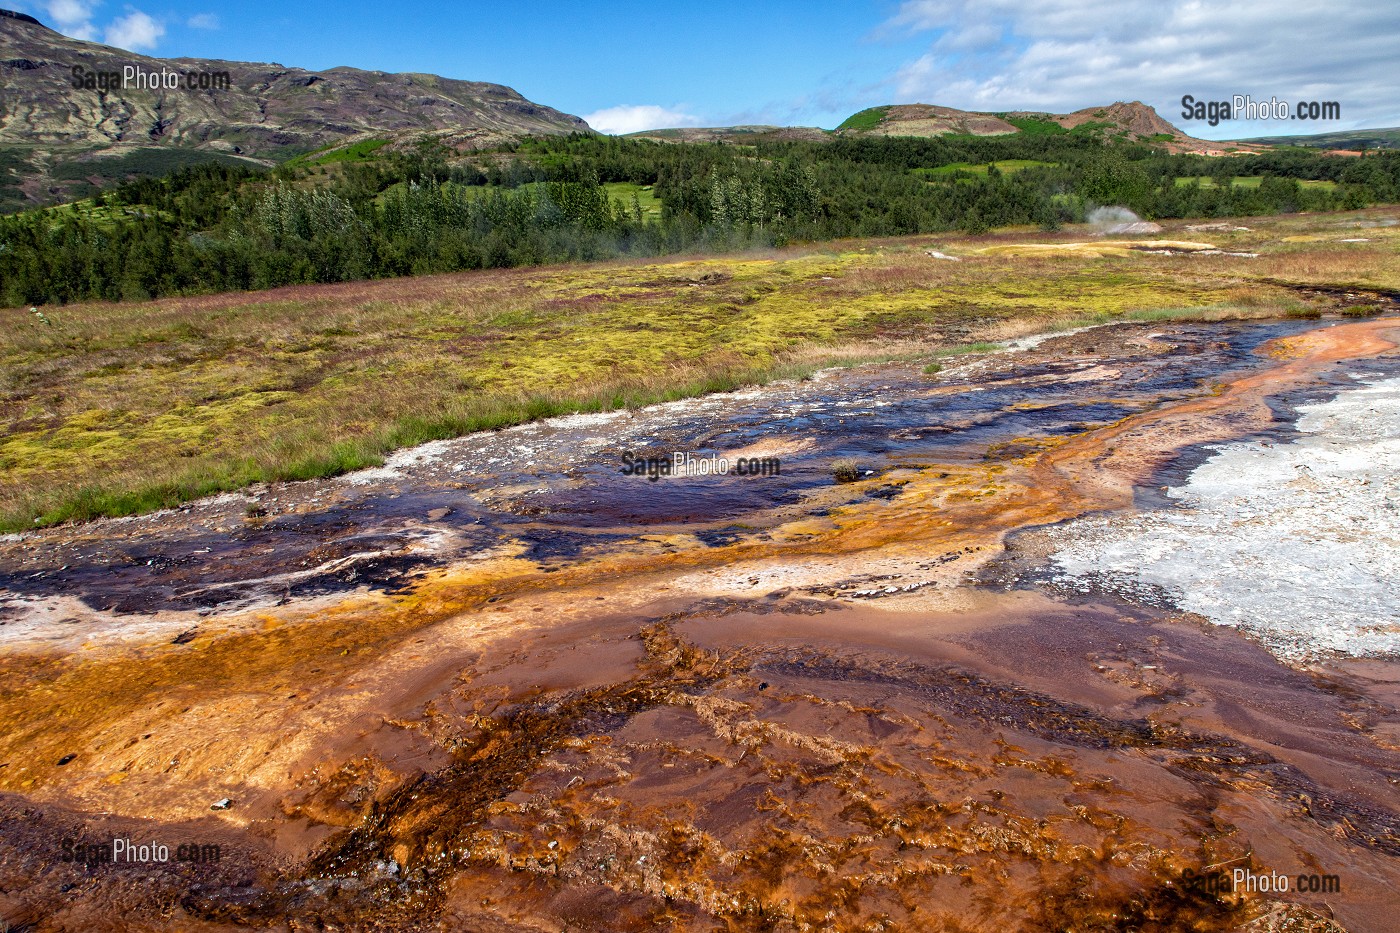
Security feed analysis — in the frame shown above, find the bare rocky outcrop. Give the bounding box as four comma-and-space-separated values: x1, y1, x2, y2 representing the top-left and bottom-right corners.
855, 103, 1022, 137
1054, 100, 1181, 136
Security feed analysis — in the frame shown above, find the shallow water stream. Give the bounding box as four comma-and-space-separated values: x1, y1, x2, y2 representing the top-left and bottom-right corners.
0, 317, 1369, 622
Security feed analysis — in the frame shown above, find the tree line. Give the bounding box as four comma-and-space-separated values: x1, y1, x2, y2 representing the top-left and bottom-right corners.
2, 132, 1397, 305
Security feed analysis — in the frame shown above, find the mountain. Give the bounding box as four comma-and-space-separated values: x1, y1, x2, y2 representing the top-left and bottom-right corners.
0, 9, 591, 209
1233, 127, 1400, 150
833, 101, 1241, 153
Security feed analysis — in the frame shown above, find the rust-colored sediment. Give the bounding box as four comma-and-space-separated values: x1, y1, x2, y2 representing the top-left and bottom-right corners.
1, 319, 1397, 932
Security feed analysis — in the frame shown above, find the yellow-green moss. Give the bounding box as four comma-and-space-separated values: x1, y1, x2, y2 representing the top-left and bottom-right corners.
0, 218, 1386, 529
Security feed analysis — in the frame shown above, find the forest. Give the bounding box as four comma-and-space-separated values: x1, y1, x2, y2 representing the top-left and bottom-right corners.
2, 131, 1397, 305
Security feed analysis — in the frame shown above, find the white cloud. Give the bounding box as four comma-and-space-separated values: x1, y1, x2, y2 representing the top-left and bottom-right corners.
103, 8, 163, 51
186, 12, 219, 30
879, 0, 1400, 137
26, 1, 172, 48
934, 22, 1003, 51
43, 0, 99, 39
582, 104, 703, 135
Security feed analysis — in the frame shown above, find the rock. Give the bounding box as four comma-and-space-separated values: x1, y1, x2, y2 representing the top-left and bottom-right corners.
210, 798, 232, 810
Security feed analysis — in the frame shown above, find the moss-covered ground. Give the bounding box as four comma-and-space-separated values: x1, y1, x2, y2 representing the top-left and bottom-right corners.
1, 209, 1396, 530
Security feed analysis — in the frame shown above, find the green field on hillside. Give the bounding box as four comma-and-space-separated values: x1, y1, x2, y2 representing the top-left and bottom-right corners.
837, 107, 891, 131
1000, 116, 1066, 136
313, 138, 391, 165
286, 138, 392, 168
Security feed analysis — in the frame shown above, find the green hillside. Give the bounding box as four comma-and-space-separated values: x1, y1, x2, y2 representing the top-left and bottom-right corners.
1236, 127, 1400, 150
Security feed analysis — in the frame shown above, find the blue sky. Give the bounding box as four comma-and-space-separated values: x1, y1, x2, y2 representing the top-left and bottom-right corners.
15, 1, 1400, 139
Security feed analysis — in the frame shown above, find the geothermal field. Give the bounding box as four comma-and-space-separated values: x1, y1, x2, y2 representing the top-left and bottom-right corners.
1, 213, 1397, 931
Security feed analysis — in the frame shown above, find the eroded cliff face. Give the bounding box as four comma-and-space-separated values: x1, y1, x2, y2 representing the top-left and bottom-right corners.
1, 317, 1397, 931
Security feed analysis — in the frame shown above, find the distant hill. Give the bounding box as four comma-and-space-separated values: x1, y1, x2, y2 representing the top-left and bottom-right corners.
833, 101, 1241, 153
626, 102, 1257, 155
626, 125, 830, 143
0, 9, 591, 209
1233, 127, 1400, 150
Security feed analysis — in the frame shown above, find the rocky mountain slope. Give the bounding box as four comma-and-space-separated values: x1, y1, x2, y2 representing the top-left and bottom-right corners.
0, 9, 591, 208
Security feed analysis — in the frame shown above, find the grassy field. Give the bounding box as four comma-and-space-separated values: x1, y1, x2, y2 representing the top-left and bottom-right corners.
1174, 175, 1338, 190
1, 210, 1396, 530
603, 181, 663, 218
916, 160, 1057, 178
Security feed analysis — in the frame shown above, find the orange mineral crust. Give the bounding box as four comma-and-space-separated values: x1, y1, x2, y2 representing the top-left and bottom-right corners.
1, 317, 1397, 931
